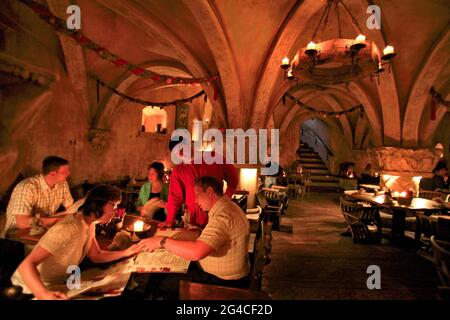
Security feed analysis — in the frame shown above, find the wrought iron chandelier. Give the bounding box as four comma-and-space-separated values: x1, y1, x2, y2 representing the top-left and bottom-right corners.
281, 0, 396, 86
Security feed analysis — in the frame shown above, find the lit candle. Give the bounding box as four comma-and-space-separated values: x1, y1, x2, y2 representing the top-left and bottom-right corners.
383, 45, 395, 55
355, 34, 366, 44
134, 221, 144, 232
287, 69, 294, 79
307, 41, 316, 51
281, 57, 290, 67
400, 191, 407, 198
393, 191, 400, 198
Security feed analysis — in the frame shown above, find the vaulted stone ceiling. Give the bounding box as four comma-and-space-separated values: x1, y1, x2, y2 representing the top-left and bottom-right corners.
5, 0, 450, 141
0, 0, 449, 192
72, 0, 450, 146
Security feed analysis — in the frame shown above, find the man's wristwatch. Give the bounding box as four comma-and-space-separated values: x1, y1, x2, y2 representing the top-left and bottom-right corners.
159, 237, 168, 249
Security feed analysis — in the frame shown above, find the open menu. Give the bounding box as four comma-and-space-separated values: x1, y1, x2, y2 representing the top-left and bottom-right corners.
133, 249, 190, 273
46, 258, 135, 300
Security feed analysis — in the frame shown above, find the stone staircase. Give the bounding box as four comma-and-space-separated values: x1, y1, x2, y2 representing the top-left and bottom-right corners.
298, 143, 340, 192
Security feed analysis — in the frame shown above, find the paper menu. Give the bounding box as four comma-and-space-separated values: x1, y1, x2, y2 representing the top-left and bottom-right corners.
132, 249, 190, 273
48, 258, 135, 299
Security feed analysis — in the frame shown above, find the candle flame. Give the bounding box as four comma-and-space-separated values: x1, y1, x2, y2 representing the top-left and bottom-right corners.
134, 221, 144, 232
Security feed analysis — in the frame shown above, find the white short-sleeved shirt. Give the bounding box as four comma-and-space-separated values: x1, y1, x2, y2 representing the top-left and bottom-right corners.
11, 212, 94, 294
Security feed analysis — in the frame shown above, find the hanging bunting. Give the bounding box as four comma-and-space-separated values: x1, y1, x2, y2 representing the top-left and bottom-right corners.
429, 87, 450, 121
284, 92, 363, 116
430, 97, 437, 121
19, 0, 220, 87
92, 76, 205, 108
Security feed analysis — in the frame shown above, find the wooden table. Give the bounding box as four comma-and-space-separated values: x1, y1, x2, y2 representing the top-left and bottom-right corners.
344, 191, 448, 243
359, 184, 381, 191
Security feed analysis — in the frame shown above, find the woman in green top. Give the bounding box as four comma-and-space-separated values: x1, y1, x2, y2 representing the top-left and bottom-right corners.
136, 162, 169, 221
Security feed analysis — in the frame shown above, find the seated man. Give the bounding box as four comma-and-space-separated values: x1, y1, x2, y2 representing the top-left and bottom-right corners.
432, 162, 449, 190
139, 176, 250, 299
11, 184, 141, 299
1, 156, 74, 238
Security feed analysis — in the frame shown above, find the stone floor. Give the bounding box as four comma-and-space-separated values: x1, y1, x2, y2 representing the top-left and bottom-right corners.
262, 193, 440, 300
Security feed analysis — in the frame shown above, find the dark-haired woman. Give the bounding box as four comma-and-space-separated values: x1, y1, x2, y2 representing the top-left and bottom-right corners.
11, 184, 142, 300
136, 162, 168, 221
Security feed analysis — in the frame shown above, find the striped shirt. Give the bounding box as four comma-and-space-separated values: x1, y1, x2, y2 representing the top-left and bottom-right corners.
1, 174, 74, 238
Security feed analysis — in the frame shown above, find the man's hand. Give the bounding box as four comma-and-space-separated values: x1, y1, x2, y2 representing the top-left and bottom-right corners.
138, 237, 162, 252
36, 290, 68, 300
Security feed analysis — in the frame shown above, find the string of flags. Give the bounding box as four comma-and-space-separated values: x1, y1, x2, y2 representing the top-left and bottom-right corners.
283, 92, 364, 118
430, 87, 450, 121
19, 0, 219, 100
94, 76, 206, 108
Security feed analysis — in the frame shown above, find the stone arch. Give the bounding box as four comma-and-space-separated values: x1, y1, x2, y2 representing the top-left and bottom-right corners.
249, 0, 324, 129
183, 0, 243, 128
403, 27, 450, 147
95, 0, 226, 126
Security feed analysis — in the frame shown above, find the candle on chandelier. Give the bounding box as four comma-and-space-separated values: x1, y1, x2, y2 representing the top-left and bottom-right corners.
287, 69, 294, 80
355, 34, 366, 44
383, 45, 395, 55
281, 57, 290, 68
307, 41, 317, 51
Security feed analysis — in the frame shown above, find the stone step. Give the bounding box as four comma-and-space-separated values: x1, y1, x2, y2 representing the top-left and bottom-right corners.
302, 163, 327, 169
299, 153, 320, 158
299, 158, 323, 164
309, 175, 340, 182
299, 148, 313, 153
309, 168, 329, 175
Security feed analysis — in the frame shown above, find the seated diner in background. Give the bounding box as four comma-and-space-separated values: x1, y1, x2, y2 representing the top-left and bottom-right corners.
1, 156, 74, 239
136, 162, 168, 221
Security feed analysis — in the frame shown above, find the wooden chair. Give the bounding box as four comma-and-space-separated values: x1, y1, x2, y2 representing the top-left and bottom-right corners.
419, 189, 445, 201
248, 219, 273, 290
340, 197, 382, 244
431, 236, 450, 300
232, 190, 249, 212
256, 191, 283, 231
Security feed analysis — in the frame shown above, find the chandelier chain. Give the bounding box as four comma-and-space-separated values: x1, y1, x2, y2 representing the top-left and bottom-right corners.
312, 2, 331, 42
340, 1, 363, 33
